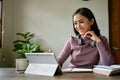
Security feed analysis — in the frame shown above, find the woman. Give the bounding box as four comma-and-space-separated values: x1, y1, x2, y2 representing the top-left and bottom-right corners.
57, 7, 115, 68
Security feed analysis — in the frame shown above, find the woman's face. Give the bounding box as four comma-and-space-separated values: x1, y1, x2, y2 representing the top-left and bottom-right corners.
73, 13, 94, 36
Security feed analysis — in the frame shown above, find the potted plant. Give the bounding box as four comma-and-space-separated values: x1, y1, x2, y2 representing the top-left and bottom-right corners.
13, 32, 44, 58
13, 32, 44, 72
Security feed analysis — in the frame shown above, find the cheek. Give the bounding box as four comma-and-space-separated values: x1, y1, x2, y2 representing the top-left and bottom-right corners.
83, 24, 91, 31
86, 25, 91, 31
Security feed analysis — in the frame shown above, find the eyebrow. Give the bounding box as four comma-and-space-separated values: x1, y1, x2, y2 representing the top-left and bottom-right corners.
74, 19, 84, 22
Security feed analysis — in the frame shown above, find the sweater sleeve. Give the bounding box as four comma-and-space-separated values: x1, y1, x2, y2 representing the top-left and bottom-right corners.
57, 36, 72, 67
96, 36, 115, 66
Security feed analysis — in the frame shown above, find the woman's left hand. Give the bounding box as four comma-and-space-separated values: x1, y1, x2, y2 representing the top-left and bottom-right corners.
84, 31, 101, 43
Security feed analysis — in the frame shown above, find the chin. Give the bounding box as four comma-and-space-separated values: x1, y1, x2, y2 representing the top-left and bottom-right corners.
79, 33, 85, 36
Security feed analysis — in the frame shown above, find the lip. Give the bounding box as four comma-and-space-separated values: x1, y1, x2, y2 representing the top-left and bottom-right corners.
78, 29, 85, 35
78, 28, 84, 32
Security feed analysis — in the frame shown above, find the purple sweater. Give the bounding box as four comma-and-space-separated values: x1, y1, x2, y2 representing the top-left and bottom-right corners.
57, 36, 115, 68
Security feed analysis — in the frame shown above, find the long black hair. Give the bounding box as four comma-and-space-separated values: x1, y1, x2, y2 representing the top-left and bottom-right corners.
72, 7, 100, 36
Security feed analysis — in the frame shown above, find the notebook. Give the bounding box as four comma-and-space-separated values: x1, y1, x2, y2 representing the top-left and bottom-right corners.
93, 65, 120, 76
62, 68, 93, 73
25, 53, 62, 76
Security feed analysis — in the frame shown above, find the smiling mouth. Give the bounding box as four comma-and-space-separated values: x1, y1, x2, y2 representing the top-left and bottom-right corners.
78, 29, 84, 32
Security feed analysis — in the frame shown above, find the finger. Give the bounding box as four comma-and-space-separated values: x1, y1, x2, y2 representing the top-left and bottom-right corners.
48, 49, 52, 53
84, 31, 92, 38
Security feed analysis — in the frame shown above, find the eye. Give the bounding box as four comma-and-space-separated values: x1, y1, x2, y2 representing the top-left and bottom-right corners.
73, 22, 77, 25
79, 20, 84, 23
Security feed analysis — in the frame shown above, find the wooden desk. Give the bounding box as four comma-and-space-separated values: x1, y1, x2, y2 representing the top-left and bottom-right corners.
0, 68, 120, 80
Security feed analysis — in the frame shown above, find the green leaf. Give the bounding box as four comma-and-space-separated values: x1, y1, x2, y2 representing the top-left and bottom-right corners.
13, 32, 44, 58
30, 43, 40, 52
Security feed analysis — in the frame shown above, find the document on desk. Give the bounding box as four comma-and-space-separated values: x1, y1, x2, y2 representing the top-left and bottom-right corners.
62, 68, 93, 73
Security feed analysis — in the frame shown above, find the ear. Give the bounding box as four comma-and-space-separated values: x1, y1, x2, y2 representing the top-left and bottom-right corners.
90, 18, 94, 25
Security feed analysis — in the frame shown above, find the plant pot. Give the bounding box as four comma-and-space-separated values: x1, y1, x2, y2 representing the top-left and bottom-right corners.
15, 58, 28, 73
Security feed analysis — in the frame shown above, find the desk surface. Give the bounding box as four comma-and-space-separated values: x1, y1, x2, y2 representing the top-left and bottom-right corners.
0, 68, 120, 80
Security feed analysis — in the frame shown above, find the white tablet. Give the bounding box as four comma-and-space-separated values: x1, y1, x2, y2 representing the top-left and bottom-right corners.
25, 53, 62, 76
25, 53, 58, 64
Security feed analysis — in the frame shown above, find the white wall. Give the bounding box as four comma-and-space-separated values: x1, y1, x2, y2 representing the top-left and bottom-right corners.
0, 0, 108, 67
